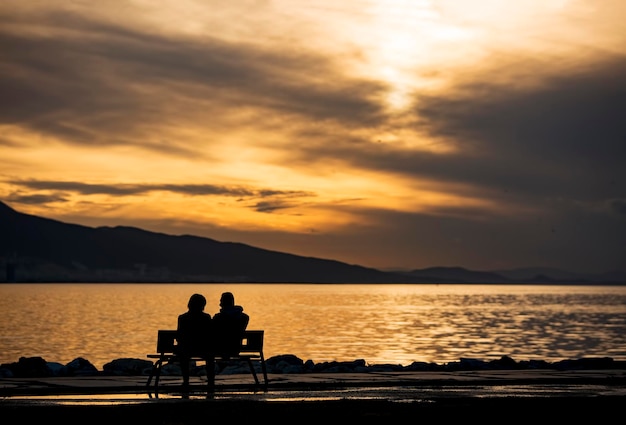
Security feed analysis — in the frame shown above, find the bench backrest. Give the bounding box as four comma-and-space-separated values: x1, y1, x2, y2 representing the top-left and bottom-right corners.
240, 330, 264, 354
153, 329, 263, 356
156, 329, 177, 354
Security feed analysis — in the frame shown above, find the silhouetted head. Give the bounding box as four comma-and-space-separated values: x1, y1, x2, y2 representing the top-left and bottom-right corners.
187, 293, 207, 312
220, 292, 235, 308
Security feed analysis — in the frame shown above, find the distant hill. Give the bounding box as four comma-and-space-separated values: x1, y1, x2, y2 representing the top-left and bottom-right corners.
0, 201, 423, 283
399, 266, 625, 285
0, 201, 623, 284
493, 267, 626, 283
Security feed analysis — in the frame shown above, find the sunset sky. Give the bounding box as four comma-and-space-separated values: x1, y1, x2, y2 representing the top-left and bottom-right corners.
1, 1, 625, 274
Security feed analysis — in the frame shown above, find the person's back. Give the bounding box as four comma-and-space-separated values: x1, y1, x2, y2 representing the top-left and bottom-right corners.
176, 293, 214, 389
177, 310, 212, 356
212, 292, 249, 357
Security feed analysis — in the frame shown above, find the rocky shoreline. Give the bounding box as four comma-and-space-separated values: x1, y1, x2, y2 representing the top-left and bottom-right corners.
3, 356, 626, 423
2, 354, 625, 378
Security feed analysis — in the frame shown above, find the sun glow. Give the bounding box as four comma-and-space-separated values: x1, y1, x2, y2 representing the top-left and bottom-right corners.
348, 0, 476, 111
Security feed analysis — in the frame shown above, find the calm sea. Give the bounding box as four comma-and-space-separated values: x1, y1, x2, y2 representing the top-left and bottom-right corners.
1, 283, 625, 370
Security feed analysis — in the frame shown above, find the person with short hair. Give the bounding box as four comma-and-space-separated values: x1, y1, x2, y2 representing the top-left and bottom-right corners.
212, 292, 250, 358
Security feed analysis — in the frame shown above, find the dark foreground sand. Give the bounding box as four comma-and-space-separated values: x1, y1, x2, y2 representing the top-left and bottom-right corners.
3, 369, 626, 423
2, 397, 624, 423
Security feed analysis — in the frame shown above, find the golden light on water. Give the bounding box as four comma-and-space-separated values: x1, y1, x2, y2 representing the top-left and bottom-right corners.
2, 284, 625, 371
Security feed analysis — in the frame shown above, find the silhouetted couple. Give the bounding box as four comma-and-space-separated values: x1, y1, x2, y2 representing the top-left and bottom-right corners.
176, 292, 249, 392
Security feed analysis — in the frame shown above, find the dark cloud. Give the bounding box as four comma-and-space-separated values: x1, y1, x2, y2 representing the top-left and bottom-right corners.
412, 55, 626, 198
6, 193, 68, 205
610, 199, 626, 216
254, 200, 297, 213
6, 179, 315, 200
284, 53, 626, 213
0, 9, 387, 155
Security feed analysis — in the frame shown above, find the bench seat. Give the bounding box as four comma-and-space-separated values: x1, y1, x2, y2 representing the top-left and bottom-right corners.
146, 329, 268, 392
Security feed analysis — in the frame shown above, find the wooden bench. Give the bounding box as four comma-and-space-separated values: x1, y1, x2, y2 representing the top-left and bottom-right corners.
146, 329, 268, 391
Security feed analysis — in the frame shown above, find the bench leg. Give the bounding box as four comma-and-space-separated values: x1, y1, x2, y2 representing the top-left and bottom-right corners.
146, 358, 165, 396
206, 357, 215, 392
246, 359, 260, 385
260, 355, 268, 389
146, 358, 163, 387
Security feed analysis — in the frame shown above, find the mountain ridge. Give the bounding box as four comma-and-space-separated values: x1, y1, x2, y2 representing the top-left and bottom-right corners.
0, 201, 623, 284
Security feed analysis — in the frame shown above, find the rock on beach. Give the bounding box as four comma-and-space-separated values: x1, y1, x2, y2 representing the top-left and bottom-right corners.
1, 354, 624, 378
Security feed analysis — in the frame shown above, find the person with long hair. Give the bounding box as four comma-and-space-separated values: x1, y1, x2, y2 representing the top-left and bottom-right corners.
176, 293, 215, 391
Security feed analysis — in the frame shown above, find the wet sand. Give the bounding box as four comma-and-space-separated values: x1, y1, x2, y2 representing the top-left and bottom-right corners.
2, 369, 626, 423
2, 396, 625, 423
